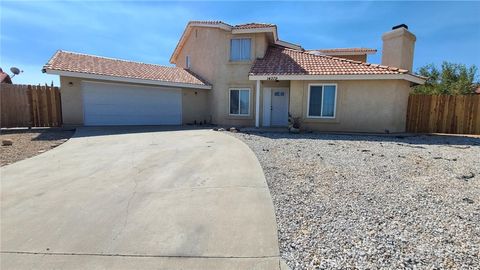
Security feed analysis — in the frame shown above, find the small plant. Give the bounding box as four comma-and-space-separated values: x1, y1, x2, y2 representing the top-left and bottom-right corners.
288, 113, 301, 133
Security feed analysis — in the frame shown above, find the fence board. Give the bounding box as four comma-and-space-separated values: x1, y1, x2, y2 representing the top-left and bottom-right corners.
474, 95, 480, 134
406, 94, 480, 135
39, 85, 47, 126
31, 86, 39, 126
56, 89, 62, 126
0, 84, 62, 128
49, 87, 57, 126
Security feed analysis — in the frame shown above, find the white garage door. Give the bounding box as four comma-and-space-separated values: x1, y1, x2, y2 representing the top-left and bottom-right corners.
82, 81, 182, 126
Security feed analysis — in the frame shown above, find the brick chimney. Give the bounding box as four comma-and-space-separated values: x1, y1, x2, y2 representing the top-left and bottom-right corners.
381, 24, 416, 71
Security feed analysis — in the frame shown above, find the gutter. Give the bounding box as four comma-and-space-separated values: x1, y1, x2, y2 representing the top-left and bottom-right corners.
248, 74, 426, 85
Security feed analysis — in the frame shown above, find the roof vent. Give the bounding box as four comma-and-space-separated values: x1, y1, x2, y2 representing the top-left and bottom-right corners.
392, 24, 408, 30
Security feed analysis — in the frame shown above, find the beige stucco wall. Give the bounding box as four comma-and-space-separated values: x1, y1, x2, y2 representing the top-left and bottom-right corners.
59, 76, 208, 126
175, 26, 269, 126
181, 88, 209, 124
60, 76, 83, 126
289, 80, 412, 133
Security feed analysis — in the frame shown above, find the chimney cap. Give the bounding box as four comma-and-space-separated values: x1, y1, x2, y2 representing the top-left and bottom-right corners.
392, 24, 408, 30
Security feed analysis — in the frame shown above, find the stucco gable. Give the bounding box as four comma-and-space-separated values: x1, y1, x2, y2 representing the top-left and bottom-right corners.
169, 20, 302, 64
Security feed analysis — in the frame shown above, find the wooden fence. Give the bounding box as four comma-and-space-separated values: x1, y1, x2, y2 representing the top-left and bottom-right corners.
0, 84, 62, 128
406, 94, 480, 134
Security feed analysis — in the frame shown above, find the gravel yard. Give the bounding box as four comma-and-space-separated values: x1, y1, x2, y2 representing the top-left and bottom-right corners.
231, 131, 480, 270
1, 129, 74, 166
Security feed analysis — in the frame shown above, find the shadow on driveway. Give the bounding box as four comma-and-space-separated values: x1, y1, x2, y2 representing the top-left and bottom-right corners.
71, 125, 215, 138
1, 128, 75, 142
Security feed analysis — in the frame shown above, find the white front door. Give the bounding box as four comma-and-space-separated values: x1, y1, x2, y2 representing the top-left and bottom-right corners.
270, 88, 289, 126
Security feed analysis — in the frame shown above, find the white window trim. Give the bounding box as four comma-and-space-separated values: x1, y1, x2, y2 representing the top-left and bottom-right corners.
229, 88, 251, 116
307, 83, 337, 119
229, 38, 252, 62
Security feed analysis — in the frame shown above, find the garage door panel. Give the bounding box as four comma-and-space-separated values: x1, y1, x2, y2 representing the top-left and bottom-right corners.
84, 104, 180, 116
82, 82, 182, 126
85, 114, 180, 125
86, 108, 181, 119
85, 90, 180, 106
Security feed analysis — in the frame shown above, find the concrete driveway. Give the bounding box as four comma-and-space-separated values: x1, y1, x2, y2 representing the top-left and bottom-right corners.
1, 127, 282, 269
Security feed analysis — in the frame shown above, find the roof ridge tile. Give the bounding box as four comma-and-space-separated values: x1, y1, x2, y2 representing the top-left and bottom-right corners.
307, 48, 377, 53
56, 50, 178, 69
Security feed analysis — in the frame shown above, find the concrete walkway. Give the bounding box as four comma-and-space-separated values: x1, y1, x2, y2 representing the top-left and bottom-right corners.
1, 127, 282, 269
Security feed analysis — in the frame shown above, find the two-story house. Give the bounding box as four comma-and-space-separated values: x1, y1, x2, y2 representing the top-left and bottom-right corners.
43, 21, 425, 132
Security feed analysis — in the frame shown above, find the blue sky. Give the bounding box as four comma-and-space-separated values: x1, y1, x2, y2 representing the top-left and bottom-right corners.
1, 1, 479, 85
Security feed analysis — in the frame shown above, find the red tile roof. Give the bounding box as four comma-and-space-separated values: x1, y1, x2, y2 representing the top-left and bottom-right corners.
0, 69, 12, 84
187, 21, 276, 30
189, 20, 227, 25
307, 48, 377, 54
44, 51, 210, 87
250, 46, 412, 76
233, 23, 276, 29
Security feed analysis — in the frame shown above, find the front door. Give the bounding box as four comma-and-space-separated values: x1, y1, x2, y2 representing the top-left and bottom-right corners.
270, 88, 289, 126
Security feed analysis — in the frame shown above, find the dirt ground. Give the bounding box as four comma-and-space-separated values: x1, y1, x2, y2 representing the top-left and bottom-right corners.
1, 129, 75, 167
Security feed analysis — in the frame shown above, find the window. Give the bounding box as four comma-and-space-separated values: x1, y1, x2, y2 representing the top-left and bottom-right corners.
230, 38, 251, 61
229, 88, 250, 115
186, 55, 191, 69
307, 84, 337, 118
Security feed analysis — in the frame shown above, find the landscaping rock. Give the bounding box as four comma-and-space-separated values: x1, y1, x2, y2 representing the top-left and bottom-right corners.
2, 139, 13, 146
462, 197, 474, 204
289, 127, 300, 134
230, 131, 480, 270
458, 172, 475, 181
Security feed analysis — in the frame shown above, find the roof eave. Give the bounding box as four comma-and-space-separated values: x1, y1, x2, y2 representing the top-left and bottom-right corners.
44, 69, 212, 90
231, 26, 276, 34
321, 51, 377, 56
403, 74, 427, 85
276, 40, 303, 50
308, 48, 377, 56
248, 74, 426, 84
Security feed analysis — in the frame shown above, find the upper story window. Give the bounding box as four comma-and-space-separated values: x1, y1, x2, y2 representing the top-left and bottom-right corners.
186, 55, 191, 69
230, 38, 251, 61
307, 84, 337, 118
